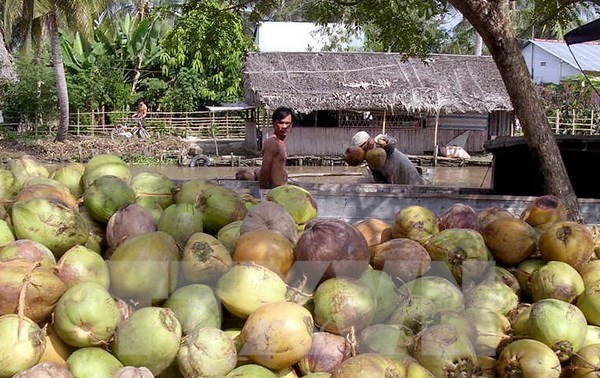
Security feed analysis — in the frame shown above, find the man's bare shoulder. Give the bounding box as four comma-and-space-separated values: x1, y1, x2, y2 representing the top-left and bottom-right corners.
264, 136, 285, 152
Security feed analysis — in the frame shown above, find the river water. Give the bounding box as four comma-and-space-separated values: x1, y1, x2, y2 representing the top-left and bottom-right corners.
131, 165, 493, 188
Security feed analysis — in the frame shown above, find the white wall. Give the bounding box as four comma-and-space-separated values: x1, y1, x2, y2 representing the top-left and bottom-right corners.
522, 44, 582, 84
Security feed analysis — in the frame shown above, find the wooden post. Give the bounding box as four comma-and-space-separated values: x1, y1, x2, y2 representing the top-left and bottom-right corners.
555, 110, 560, 134
77, 110, 80, 136
591, 110, 595, 134
433, 110, 440, 166
91, 109, 95, 136
572, 109, 576, 134
382, 109, 387, 135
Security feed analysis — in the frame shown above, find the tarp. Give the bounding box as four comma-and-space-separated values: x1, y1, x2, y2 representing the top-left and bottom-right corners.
565, 18, 600, 45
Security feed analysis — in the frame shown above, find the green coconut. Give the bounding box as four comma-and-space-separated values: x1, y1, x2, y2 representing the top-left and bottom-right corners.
82, 154, 130, 189
496, 339, 561, 378
11, 197, 89, 258
392, 205, 439, 243
181, 232, 232, 284
0, 259, 67, 322
66, 347, 124, 378
514, 259, 545, 299
131, 171, 175, 208
177, 326, 237, 378
217, 220, 243, 254
196, 184, 248, 235
226, 365, 278, 378
49, 162, 85, 197
358, 324, 413, 359
83, 175, 136, 223
266, 184, 318, 231
108, 231, 180, 305
9, 155, 49, 191
157, 203, 204, 248
465, 281, 519, 317
400, 276, 465, 314
424, 228, 490, 285
112, 307, 182, 376
358, 267, 399, 324
0, 169, 17, 201
0, 314, 46, 378
174, 179, 214, 205
0, 239, 56, 266
530, 260, 584, 302
576, 280, 600, 326
53, 282, 120, 347
14, 182, 78, 210
331, 353, 405, 378
134, 196, 165, 223
0, 219, 15, 248
164, 284, 221, 335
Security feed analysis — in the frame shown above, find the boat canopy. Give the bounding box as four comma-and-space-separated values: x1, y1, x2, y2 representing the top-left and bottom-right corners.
565, 18, 600, 45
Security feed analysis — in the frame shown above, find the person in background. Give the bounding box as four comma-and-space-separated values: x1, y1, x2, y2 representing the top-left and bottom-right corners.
258, 107, 294, 189
351, 131, 428, 185
132, 99, 149, 138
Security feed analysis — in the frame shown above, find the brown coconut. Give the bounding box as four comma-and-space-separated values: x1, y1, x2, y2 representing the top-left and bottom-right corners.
106, 204, 157, 251
111, 367, 154, 378
241, 201, 299, 244
370, 238, 432, 283
0, 259, 67, 322
539, 221, 595, 271
392, 205, 439, 244
297, 332, 350, 375
478, 207, 514, 230
0, 239, 56, 266
12, 362, 74, 378
439, 203, 480, 231
521, 195, 568, 231
293, 219, 370, 285
365, 147, 387, 169
39, 325, 72, 365
14, 183, 78, 210
481, 217, 538, 266
353, 218, 393, 247
344, 146, 366, 167
235, 167, 257, 181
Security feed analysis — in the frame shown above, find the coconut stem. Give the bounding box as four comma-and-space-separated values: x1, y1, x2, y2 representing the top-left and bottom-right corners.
17, 262, 41, 338
346, 326, 358, 358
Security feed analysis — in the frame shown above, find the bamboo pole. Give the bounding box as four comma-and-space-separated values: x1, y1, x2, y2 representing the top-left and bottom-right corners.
433, 110, 440, 166
382, 109, 387, 135
555, 110, 560, 133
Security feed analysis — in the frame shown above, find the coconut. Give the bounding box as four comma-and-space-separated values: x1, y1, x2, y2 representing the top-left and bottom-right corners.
369, 238, 431, 283
79, 206, 106, 254
225, 364, 278, 377
157, 203, 204, 248
297, 332, 349, 375
106, 204, 156, 252
66, 347, 123, 378
529, 298, 587, 361
217, 220, 243, 254
266, 184, 318, 231
82, 154, 130, 189
39, 325, 72, 365
235, 167, 257, 181
412, 324, 478, 378
9, 155, 49, 191
215, 263, 287, 319
0, 169, 17, 201
181, 232, 232, 283
462, 308, 512, 356
130, 171, 175, 210
365, 147, 387, 169
12, 362, 74, 378
49, 163, 85, 198
0, 259, 67, 322
583, 325, 600, 348
241, 201, 299, 245
478, 207, 514, 230
385, 294, 437, 333
11, 197, 89, 258
509, 303, 532, 337
134, 197, 164, 223
539, 221, 595, 271
108, 231, 180, 305
480, 217, 538, 266
438, 203, 480, 231
568, 343, 600, 378
174, 179, 213, 204
331, 353, 405, 378
313, 277, 376, 335
578, 259, 600, 286
239, 301, 313, 370
520, 195, 567, 231
482, 266, 521, 295
576, 280, 600, 325
112, 366, 154, 378
56, 245, 110, 289
240, 193, 261, 209
530, 260, 584, 302
163, 284, 221, 335
353, 218, 393, 247
358, 267, 399, 323
392, 205, 439, 243
177, 327, 237, 377
233, 230, 294, 279
359, 324, 414, 359
398, 276, 465, 316
0, 239, 56, 266
293, 219, 369, 285
112, 307, 182, 376
514, 259, 545, 299
0, 314, 46, 378
465, 281, 519, 317
344, 146, 366, 167
53, 282, 120, 348
424, 228, 490, 285
496, 339, 561, 378
15, 183, 78, 210
83, 175, 136, 223
0, 219, 14, 247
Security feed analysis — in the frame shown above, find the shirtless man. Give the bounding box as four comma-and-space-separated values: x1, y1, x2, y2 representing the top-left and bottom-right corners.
258, 107, 294, 189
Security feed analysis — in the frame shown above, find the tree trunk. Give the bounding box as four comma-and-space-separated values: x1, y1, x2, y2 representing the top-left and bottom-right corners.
450, 0, 583, 222
48, 12, 70, 142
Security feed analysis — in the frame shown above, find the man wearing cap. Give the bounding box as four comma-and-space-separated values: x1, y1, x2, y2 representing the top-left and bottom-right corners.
352, 131, 427, 185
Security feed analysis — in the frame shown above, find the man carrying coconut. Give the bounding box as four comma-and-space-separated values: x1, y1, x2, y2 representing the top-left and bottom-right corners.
351, 131, 427, 185
258, 107, 295, 189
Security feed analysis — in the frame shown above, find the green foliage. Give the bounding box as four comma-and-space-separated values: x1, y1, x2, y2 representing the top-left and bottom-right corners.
2, 60, 58, 125
161, 0, 256, 108
540, 76, 600, 120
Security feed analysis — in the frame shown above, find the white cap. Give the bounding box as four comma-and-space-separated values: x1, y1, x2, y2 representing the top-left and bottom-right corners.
352, 131, 370, 146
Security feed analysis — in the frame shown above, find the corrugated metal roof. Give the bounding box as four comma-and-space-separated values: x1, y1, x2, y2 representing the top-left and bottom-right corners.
528, 39, 600, 72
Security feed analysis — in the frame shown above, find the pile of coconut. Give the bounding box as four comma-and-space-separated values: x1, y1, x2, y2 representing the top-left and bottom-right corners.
1, 154, 600, 378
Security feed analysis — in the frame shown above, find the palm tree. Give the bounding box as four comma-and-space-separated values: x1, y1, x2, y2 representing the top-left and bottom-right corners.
2, 0, 115, 141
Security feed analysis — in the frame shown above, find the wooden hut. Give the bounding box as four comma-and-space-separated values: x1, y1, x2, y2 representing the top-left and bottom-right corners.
242, 52, 514, 157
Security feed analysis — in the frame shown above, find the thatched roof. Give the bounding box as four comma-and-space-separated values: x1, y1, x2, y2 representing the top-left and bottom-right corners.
0, 31, 17, 83
243, 52, 513, 114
